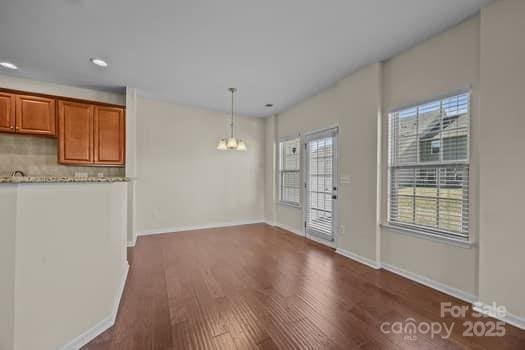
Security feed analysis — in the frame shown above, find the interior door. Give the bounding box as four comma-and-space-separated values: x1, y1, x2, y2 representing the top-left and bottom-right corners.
304, 127, 338, 244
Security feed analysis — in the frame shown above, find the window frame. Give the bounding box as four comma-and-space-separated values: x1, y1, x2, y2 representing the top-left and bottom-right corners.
386, 92, 471, 242
278, 137, 301, 207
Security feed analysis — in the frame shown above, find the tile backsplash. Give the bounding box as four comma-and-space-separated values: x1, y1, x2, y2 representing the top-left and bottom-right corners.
0, 133, 125, 177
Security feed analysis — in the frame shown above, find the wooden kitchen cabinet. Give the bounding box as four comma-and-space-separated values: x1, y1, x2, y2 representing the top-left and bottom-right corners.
15, 95, 56, 136
94, 106, 125, 165
58, 100, 94, 165
0, 92, 16, 133
58, 100, 125, 166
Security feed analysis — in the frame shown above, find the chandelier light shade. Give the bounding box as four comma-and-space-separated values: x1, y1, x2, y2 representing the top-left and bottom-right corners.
216, 139, 227, 150
227, 137, 238, 149
217, 88, 247, 151
237, 140, 247, 151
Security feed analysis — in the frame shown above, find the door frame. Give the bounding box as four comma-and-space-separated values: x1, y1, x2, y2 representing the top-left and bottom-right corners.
302, 125, 339, 249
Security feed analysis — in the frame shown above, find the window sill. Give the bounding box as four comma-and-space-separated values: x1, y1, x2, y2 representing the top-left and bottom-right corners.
381, 223, 475, 249
277, 201, 301, 209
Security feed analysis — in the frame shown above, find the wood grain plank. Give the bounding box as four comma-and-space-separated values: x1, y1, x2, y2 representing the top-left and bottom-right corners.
83, 224, 525, 350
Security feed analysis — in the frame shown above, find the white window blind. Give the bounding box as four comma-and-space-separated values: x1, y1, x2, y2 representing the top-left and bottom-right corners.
388, 93, 470, 240
279, 138, 300, 205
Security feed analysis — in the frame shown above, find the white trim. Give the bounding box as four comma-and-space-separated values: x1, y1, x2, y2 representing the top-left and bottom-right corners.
302, 124, 339, 138
375, 64, 383, 266
303, 126, 340, 250
112, 263, 129, 323
381, 224, 475, 249
276, 201, 302, 209
381, 262, 477, 303
306, 232, 336, 248
336, 248, 381, 269
263, 220, 276, 227
270, 222, 305, 237
126, 234, 137, 247
472, 302, 525, 330
139, 220, 265, 236
268, 222, 336, 248
386, 88, 472, 115
60, 315, 114, 350
60, 263, 129, 350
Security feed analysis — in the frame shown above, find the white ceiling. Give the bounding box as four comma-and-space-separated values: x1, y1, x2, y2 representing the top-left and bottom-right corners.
0, 0, 490, 117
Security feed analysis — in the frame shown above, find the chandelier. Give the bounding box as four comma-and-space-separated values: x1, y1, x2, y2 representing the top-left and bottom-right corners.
217, 88, 247, 151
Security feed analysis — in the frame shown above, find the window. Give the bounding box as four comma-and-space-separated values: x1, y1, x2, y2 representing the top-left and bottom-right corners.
388, 93, 470, 240
279, 138, 300, 205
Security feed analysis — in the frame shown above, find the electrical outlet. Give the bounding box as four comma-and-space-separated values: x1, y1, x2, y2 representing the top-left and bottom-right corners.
339, 225, 345, 235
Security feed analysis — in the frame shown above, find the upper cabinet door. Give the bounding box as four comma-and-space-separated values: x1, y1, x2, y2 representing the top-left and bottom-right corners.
94, 106, 125, 166
15, 95, 56, 136
58, 100, 94, 164
0, 92, 16, 133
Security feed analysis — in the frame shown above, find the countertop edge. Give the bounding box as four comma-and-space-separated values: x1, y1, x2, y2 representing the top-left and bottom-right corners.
0, 177, 131, 184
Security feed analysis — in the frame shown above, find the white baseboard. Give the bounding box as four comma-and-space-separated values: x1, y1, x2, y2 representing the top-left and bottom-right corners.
336, 248, 380, 269
306, 233, 336, 248
126, 234, 137, 247
268, 222, 339, 248
267, 221, 305, 237
139, 220, 265, 236
381, 262, 477, 303
267, 221, 477, 307
472, 302, 525, 330
111, 263, 130, 323
60, 262, 129, 350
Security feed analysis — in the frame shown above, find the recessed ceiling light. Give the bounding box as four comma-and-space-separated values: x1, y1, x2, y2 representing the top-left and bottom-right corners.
265, 104, 274, 108
90, 58, 108, 67
0, 61, 18, 70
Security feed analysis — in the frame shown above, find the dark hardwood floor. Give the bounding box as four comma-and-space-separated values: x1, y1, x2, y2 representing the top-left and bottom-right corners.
83, 223, 525, 349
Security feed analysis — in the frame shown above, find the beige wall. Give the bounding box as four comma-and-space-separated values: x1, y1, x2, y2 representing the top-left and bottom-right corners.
381, 16, 481, 296
479, 0, 525, 319
1, 182, 128, 350
268, 63, 382, 261
264, 115, 277, 223
266, 15, 482, 297
0, 74, 125, 106
0, 186, 17, 350
125, 88, 138, 245
135, 97, 265, 233
266, 7, 525, 322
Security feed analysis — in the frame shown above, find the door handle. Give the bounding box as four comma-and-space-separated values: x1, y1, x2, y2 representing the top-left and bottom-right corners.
332, 195, 337, 200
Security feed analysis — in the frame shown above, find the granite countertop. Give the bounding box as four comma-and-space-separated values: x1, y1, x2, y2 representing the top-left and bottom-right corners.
0, 176, 130, 184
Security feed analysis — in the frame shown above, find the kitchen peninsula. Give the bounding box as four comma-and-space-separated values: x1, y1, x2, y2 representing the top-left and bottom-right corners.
0, 78, 132, 350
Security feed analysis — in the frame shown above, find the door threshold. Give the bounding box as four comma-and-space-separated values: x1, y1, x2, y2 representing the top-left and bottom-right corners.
305, 233, 336, 249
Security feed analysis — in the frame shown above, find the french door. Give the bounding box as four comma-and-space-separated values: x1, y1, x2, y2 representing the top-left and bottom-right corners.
304, 127, 338, 245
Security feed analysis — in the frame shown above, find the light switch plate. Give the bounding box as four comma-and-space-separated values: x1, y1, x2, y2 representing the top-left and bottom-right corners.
340, 175, 351, 184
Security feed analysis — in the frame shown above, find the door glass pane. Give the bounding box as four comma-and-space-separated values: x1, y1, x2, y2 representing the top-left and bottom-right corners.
306, 135, 335, 238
